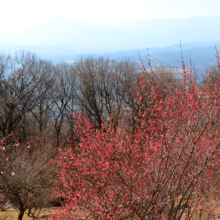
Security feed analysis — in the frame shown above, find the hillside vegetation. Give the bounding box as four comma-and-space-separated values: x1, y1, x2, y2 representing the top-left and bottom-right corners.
0, 50, 220, 219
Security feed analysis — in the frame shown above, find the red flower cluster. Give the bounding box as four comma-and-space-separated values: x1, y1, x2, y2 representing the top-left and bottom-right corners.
53, 58, 220, 219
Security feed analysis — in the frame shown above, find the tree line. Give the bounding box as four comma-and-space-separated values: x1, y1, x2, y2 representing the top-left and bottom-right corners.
0, 51, 177, 149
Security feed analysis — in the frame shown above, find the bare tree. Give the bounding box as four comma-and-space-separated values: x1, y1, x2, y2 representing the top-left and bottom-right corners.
0, 52, 42, 138
29, 60, 55, 147
73, 57, 131, 129
50, 62, 74, 147
0, 141, 56, 220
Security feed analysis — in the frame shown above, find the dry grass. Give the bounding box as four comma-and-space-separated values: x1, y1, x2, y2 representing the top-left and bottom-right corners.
0, 199, 220, 220
0, 208, 56, 220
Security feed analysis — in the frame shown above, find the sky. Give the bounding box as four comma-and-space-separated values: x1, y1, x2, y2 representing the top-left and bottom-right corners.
1, 0, 220, 32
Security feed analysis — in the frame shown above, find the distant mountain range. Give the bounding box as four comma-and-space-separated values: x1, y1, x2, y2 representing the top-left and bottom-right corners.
0, 16, 158, 51
74, 41, 220, 80
1, 16, 220, 50
108, 16, 220, 46
0, 16, 219, 78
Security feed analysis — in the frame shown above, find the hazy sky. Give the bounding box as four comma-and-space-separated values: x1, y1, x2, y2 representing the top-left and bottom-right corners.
1, 0, 220, 32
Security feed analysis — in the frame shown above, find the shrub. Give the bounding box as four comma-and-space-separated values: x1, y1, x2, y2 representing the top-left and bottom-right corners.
54, 60, 220, 219
0, 135, 56, 220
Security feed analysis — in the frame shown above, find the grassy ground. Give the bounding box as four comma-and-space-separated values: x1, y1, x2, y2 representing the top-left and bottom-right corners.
0, 204, 220, 220
0, 208, 55, 220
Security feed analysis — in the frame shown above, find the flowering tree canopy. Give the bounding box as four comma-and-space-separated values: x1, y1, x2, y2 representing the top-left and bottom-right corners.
54, 64, 220, 219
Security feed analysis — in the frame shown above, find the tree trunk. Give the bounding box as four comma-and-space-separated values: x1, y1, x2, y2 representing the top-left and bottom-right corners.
18, 210, 25, 220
